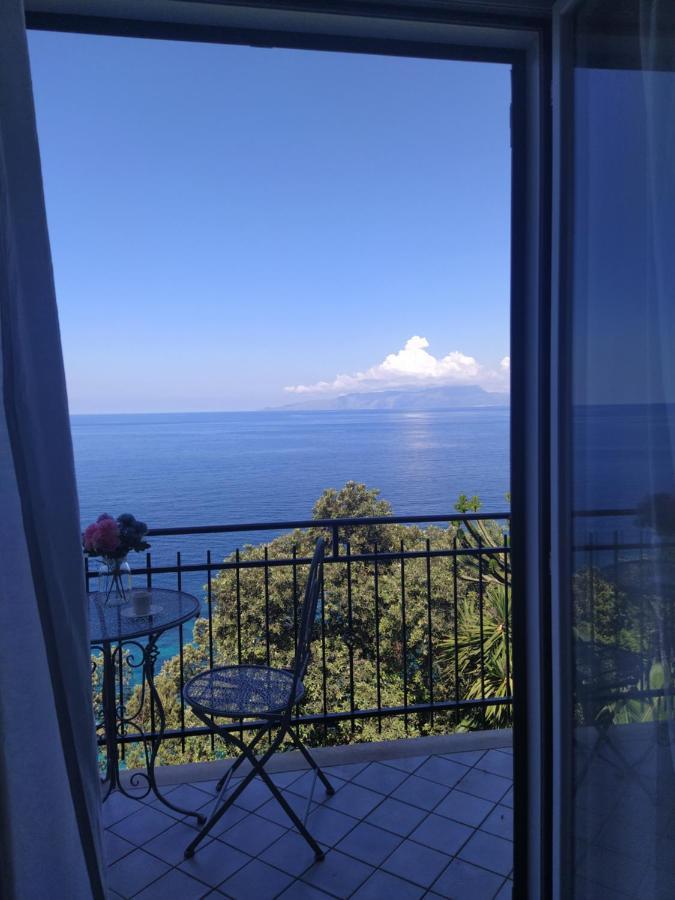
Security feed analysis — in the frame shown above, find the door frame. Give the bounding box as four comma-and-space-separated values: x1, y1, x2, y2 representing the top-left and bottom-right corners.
550, 3, 577, 897
25, 3, 554, 894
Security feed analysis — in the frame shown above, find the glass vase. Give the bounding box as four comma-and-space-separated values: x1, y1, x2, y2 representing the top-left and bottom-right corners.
97, 556, 132, 605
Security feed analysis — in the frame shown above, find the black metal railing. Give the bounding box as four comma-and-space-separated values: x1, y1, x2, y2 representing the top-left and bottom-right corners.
571, 508, 675, 707
88, 510, 512, 759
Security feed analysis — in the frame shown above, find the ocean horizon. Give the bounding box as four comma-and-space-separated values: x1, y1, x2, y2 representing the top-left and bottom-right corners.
72, 408, 512, 533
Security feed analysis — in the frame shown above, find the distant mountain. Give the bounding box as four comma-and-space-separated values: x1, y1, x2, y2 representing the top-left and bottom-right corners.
274, 385, 509, 411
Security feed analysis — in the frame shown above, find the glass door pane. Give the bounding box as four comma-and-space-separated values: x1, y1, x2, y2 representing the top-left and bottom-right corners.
556, 2, 675, 897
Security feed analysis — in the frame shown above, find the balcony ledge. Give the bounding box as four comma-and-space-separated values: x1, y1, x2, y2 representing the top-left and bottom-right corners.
137, 728, 514, 790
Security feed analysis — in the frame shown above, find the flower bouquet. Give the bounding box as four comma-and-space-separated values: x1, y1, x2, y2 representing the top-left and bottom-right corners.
83, 513, 150, 604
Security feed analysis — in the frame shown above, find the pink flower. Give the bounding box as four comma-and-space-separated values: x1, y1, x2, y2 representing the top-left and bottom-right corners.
82, 515, 120, 556
95, 517, 121, 554
83, 522, 99, 553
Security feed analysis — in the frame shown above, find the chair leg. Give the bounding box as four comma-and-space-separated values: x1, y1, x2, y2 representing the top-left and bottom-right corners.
575, 717, 655, 805
186, 722, 325, 861
184, 713, 286, 858
249, 742, 324, 860
184, 757, 260, 858
183, 710, 326, 862
602, 727, 656, 803
287, 725, 335, 796
216, 727, 267, 792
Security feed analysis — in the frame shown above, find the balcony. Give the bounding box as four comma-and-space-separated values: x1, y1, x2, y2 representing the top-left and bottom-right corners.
90, 506, 675, 899
91, 510, 513, 897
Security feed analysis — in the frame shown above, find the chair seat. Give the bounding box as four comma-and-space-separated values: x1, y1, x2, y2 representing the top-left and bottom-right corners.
183, 664, 305, 718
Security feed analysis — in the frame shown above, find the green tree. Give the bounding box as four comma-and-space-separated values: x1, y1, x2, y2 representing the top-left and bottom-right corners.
310, 480, 394, 552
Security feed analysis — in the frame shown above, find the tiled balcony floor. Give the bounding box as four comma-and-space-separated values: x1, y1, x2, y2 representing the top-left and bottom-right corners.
104, 732, 513, 900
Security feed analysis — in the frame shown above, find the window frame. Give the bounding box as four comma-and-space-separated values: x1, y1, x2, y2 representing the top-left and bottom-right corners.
25, 4, 553, 894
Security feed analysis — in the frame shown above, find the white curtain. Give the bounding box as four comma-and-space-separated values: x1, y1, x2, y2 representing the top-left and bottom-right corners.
0, 2, 106, 897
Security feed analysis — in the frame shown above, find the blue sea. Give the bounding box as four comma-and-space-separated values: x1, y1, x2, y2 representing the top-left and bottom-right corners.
73, 408, 511, 557
73, 408, 510, 657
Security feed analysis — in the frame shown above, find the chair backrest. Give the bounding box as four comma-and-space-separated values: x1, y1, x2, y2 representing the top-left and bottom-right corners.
290, 538, 325, 697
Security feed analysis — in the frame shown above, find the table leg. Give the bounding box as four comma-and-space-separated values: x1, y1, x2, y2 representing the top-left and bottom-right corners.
95, 635, 204, 821
100, 642, 120, 798
142, 634, 206, 823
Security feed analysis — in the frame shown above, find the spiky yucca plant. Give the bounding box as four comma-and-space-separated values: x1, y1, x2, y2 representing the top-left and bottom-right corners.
441, 583, 513, 729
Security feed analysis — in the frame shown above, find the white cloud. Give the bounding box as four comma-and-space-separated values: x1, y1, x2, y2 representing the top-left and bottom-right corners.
500, 356, 510, 371
285, 336, 508, 394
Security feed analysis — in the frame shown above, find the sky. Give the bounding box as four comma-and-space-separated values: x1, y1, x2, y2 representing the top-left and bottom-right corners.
27, 31, 511, 413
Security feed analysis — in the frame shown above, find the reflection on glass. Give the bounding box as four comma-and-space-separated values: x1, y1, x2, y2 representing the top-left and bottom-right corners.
568, 2, 675, 897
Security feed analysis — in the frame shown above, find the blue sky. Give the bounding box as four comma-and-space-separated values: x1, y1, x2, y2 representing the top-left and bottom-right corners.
28, 31, 511, 413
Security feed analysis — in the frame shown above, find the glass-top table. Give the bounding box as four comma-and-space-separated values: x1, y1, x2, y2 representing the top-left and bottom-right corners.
89, 587, 199, 644
89, 588, 205, 821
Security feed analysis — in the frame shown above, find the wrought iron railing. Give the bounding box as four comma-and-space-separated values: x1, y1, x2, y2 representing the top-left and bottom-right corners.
87, 511, 512, 761
571, 509, 675, 708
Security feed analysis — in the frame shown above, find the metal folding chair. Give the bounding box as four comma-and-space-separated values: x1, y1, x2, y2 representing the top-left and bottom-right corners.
182, 538, 334, 860
574, 640, 655, 799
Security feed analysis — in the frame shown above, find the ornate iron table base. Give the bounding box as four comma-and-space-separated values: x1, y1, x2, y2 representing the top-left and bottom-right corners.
94, 635, 205, 823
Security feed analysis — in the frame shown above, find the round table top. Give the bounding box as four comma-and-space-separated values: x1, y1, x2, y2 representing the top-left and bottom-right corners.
89, 587, 200, 644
